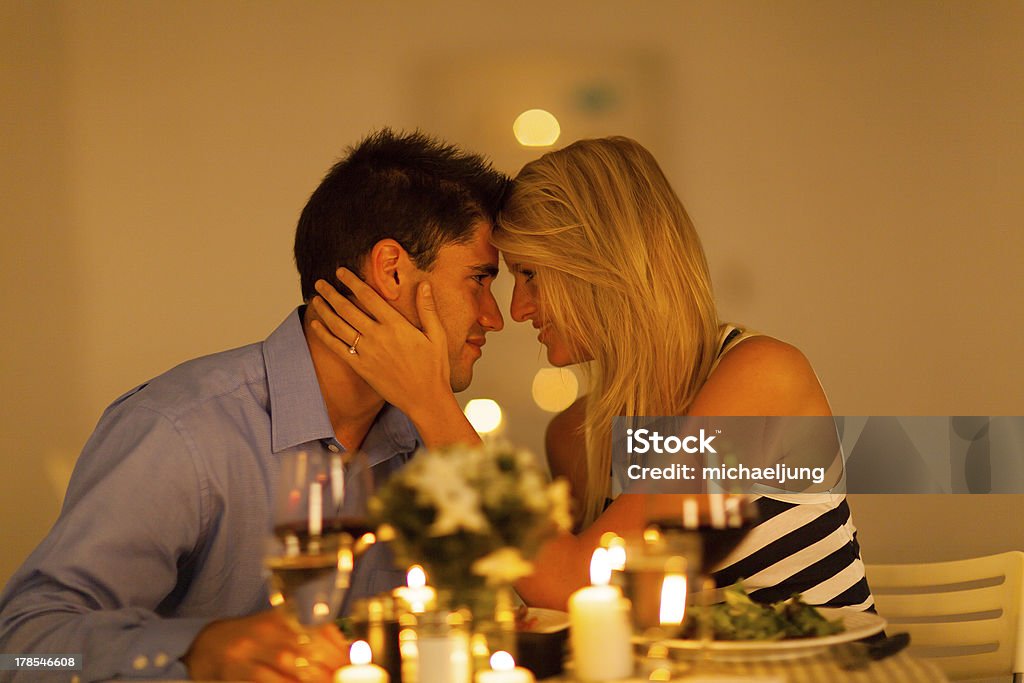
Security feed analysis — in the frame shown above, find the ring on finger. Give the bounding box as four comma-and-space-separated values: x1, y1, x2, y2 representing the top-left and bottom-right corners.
348, 332, 362, 355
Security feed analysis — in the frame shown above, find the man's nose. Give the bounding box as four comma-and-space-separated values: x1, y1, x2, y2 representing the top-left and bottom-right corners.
480, 289, 504, 332
509, 281, 535, 323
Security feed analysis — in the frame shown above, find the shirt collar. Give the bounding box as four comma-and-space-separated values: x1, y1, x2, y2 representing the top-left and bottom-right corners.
263, 307, 422, 460
363, 403, 421, 465
264, 307, 335, 453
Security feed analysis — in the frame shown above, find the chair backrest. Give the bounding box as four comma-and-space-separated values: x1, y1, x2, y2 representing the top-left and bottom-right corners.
866, 551, 1024, 681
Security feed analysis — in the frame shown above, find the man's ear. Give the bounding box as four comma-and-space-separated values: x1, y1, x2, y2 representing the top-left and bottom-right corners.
364, 239, 414, 301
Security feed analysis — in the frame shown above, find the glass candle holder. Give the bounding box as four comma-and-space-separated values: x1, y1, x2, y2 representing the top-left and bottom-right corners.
349, 596, 403, 683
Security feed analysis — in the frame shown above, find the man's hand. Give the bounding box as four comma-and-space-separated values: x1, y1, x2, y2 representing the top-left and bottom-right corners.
184, 610, 348, 682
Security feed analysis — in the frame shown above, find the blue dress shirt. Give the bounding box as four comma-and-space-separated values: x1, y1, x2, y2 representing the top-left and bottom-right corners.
0, 308, 420, 681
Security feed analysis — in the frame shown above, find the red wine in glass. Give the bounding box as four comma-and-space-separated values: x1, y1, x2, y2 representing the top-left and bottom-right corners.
266, 451, 375, 627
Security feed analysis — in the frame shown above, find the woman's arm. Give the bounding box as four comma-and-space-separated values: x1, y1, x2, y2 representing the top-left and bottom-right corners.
544, 397, 588, 528
516, 336, 833, 609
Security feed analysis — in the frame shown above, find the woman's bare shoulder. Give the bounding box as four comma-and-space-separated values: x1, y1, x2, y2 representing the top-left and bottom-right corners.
689, 336, 832, 416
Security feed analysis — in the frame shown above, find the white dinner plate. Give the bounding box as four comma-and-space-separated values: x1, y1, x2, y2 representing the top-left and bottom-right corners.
521, 607, 570, 633
655, 608, 887, 661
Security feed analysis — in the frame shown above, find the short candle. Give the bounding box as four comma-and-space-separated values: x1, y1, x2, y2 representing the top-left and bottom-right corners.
394, 565, 436, 614
335, 640, 388, 683
568, 548, 633, 681
474, 650, 535, 683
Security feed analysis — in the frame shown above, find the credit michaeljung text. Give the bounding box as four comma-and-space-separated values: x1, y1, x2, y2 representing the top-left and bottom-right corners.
612, 416, 1024, 495
625, 461, 827, 486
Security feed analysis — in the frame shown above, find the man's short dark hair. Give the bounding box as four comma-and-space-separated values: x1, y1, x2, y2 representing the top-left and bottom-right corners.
294, 129, 509, 301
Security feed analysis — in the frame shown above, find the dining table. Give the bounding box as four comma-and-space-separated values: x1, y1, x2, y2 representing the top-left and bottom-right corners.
546, 650, 949, 682
151, 643, 949, 682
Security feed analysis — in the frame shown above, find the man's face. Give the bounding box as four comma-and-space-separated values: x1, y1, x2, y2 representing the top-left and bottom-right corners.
415, 220, 504, 392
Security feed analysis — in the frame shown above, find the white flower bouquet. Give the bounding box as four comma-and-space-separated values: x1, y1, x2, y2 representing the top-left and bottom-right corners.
372, 442, 572, 602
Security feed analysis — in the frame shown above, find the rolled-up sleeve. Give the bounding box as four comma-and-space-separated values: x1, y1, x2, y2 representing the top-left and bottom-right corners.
0, 405, 213, 682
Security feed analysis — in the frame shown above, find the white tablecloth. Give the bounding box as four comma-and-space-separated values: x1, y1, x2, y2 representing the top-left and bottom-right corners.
549, 651, 948, 682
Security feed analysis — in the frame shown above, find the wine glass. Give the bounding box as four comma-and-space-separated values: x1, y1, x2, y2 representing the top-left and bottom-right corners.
265, 449, 376, 629
626, 493, 758, 676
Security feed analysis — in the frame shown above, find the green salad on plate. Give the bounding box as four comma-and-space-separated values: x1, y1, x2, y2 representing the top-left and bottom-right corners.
682, 583, 845, 641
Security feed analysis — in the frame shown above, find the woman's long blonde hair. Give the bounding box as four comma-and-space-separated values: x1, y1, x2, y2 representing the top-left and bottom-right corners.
494, 137, 720, 528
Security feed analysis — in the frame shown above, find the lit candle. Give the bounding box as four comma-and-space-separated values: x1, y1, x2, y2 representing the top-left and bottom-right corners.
568, 548, 633, 681
475, 651, 535, 683
415, 613, 470, 683
708, 493, 726, 529
393, 565, 437, 614
606, 535, 626, 572
659, 557, 687, 627
682, 498, 699, 529
335, 640, 388, 683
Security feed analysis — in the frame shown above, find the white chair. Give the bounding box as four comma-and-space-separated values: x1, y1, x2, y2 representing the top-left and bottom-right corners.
866, 551, 1024, 682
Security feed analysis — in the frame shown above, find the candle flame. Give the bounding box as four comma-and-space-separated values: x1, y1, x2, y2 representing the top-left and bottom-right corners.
398, 565, 435, 613
407, 565, 426, 589
490, 650, 515, 672
471, 633, 490, 658
683, 497, 699, 529
589, 547, 611, 586
607, 536, 626, 572
659, 573, 687, 625
337, 547, 353, 572
349, 640, 371, 666
709, 493, 726, 528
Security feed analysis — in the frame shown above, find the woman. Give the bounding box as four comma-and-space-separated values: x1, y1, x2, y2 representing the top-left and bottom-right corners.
491, 137, 871, 611
311, 137, 872, 612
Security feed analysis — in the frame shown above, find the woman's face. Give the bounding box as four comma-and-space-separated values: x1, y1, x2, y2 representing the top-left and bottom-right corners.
507, 262, 585, 367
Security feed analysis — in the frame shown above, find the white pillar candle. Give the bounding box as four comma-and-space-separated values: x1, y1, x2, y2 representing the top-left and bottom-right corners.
568, 548, 633, 681
474, 651, 535, 683
416, 632, 470, 683
336, 641, 388, 683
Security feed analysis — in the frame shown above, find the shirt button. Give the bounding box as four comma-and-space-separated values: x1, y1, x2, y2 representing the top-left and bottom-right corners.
327, 443, 340, 453
132, 655, 149, 670
154, 653, 169, 667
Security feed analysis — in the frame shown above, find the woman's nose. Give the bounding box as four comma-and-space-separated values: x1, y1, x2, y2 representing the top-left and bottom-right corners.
509, 281, 536, 323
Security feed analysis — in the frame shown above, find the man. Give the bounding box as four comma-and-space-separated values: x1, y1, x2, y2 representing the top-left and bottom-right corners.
0, 130, 507, 682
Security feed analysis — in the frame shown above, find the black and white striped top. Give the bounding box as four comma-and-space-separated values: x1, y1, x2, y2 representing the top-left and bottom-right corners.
708, 325, 874, 610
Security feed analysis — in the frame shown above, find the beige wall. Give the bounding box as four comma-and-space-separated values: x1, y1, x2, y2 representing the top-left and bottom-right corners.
2, 1, 1022, 587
